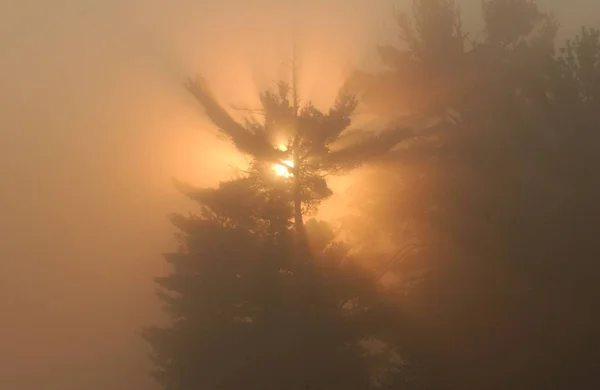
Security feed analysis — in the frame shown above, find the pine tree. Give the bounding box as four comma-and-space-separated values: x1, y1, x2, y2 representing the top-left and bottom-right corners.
143, 51, 416, 390
348, 1, 600, 389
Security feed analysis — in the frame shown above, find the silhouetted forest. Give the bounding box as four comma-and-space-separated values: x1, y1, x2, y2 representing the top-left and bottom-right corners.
144, 1, 600, 389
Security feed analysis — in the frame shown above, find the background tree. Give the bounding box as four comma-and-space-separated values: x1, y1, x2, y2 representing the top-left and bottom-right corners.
346, 1, 600, 389
348, 0, 468, 119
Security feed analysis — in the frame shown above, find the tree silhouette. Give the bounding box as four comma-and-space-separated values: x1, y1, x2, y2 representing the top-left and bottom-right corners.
185, 51, 413, 242
348, 0, 468, 118
143, 177, 413, 389
143, 52, 419, 390
347, 1, 600, 389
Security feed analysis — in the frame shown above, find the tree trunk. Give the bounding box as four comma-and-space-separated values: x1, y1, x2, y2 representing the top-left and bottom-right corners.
291, 44, 306, 245
293, 153, 305, 243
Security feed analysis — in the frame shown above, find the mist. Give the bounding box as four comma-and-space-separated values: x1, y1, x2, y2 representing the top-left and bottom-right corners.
1, 1, 599, 390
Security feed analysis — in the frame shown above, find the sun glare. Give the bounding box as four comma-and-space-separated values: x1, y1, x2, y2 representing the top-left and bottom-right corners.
273, 160, 294, 178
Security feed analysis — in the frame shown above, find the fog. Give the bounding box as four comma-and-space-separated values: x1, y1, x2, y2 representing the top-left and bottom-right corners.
1, 1, 598, 389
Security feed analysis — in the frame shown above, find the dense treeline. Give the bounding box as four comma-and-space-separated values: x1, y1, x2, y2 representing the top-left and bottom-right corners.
144, 1, 600, 389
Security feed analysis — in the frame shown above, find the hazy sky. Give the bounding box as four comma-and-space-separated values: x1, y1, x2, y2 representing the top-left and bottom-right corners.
0, 1, 597, 389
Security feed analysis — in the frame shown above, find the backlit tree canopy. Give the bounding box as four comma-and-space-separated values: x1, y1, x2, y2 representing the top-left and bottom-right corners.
184, 71, 414, 234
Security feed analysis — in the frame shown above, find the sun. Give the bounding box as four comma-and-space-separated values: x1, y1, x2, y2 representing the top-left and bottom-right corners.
273, 160, 294, 178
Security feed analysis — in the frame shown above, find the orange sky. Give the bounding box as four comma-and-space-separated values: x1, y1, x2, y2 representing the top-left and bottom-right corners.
0, 1, 597, 389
